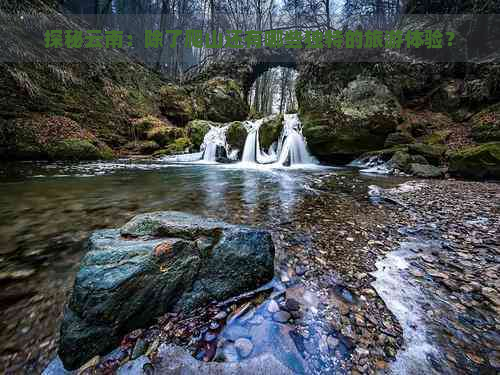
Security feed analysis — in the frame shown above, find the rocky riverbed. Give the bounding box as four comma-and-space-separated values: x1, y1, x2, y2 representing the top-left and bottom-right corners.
44, 172, 499, 374
2, 162, 499, 374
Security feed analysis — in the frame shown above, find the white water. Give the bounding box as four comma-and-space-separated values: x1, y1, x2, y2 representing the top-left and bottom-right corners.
201, 125, 230, 162
241, 117, 276, 164
348, 154, 391, 174
372, 241, 442, 374
275, 114, 317, 166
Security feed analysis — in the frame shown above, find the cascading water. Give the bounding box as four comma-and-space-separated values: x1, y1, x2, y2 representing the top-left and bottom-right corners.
241, 117, 275, 164
161, 124, 230, 163
201, 125, 229, 162
275, 114, 317, 166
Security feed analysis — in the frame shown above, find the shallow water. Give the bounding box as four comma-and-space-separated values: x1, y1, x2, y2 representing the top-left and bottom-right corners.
0, 159, 408, 373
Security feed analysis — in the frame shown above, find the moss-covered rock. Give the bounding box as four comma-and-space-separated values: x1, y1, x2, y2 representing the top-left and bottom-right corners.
409, 163, 444, 178
124, 140, 160, 154
159, 85, 199, 125
449, 143, 500, 179
300, 77, 402, 162
198, 78, 249, 123
47, 139, 109, 160
186, 120, 214, 150
159, 78, 249, 126
424, 130, 452, 145
388, 150, 411, 171
470, 103, 500, 143
226, 121, 246, 152
384, 132, 415, 147
408, 143, 446, 165
259, 115, 283, 151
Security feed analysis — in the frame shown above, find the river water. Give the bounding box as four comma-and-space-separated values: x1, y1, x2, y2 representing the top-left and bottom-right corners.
0, 159, 406, 373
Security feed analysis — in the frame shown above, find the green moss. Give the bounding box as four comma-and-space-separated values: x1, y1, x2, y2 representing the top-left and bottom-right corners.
259, 115, 284, 150
186, 120, 213, 150
471, 103, 500, 143
449, 142, 500, 179
226, 121, 246, 151
154, 137, 192, 156
424, 130, 451, 145
47, 139, 101, 161
124, 140, 160, 154
408, 143, 446, 164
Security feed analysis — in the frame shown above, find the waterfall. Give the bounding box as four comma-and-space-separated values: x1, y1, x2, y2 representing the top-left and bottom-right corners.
241, 117, 276, 164
275, 114, 316, 166
161, 124, 229, 163
201, 125, 229, 162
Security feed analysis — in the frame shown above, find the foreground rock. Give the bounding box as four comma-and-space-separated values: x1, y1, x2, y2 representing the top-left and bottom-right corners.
58, 212, 274, 370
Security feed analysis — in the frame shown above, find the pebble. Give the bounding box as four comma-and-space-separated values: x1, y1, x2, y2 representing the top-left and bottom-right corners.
273, 311, 291, 323
284, 298, 300, 312
234, 338, 253, 358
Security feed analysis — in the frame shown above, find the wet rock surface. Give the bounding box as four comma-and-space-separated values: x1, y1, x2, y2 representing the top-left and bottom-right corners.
58, 211, 275, 370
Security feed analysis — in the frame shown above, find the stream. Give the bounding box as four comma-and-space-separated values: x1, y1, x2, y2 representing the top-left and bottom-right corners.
0, 158, 405, 373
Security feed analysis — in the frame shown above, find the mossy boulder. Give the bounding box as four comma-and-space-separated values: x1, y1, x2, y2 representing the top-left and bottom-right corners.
198, 78, 249, 123
186, 120, 214, 150
226, 121, 246, 152
131, 116, 186, 147
8, 115, 114, 160
449, 143, 500, 179
408, 143, 446, 165
388, 150, 411, 171
159, 78, 249, 126
424, 130, 452, 145
259, 115, 284, 151
384, 132, 415, 147
47, 139, 113, 161
124, 140, 160, 154
301, 77, 402, 162
470, 103, 500, 143
159, 85, 199, 126
408, 163, 444, 178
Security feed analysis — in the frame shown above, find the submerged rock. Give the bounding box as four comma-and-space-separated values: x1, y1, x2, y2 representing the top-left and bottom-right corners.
58, 211, 274, 370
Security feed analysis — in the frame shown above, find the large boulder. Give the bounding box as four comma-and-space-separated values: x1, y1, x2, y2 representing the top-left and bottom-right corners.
59, 212, 275, 370
198, 78, 249, 123
159, 78, 249, 126
186, 120, 214, 150
259, 115, 284, 151
226, 121, 247, 152
470, 103, 500, 143
449, 142, 500, 179
9, 115, 114, 161
301, 77, 402, 162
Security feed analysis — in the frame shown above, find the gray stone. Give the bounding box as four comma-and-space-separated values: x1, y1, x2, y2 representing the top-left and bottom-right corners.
234, 338, 253, 358
273, 311, 291, 323
409, 163, 444, 178
59, 211, 274, 370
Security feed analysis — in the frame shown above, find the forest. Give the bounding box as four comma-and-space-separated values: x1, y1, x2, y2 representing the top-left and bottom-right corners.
0, 0, 499, 374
